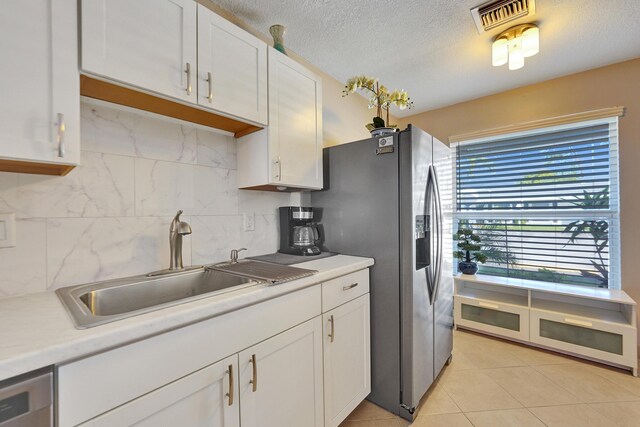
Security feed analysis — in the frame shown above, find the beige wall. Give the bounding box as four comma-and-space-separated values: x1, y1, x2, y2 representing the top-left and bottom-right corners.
199, 0, 376, 146
400, 58, 640, 328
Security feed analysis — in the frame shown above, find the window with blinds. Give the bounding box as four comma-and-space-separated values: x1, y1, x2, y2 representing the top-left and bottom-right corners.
453, 117, 620, 289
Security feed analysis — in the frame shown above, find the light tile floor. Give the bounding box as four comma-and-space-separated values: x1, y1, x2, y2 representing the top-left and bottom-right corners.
340, 329, 640, 427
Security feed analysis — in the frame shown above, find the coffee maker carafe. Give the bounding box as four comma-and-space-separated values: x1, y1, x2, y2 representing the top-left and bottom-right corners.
279, 207, 323, 256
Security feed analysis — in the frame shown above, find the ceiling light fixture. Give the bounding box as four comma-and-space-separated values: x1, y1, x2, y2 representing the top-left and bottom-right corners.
492, 23, 539, 70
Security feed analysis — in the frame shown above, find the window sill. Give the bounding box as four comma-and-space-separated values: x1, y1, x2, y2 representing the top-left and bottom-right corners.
453, 273, 634, 305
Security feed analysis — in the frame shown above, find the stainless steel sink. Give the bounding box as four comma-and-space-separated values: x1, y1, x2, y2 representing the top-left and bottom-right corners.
56, 268, 259, 328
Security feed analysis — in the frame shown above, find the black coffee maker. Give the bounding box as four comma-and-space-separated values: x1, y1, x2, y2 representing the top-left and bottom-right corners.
278, 206, 324, 256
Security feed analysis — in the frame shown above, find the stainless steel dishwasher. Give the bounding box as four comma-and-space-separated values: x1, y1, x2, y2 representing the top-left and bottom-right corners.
0, 368, 52, 427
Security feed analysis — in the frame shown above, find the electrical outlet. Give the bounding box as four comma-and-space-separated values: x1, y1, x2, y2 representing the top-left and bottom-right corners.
243, 213, 255, 231
0, 213, 16, 248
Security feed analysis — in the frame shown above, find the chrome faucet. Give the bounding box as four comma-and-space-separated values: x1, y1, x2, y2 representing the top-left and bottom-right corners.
170, 210, 192, 270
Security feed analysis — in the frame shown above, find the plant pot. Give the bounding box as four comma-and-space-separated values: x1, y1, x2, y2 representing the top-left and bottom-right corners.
458, 261, 478, 275
370, 127, 396, 137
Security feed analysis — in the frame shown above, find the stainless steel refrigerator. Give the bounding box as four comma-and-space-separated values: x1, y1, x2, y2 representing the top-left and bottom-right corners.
311, 125, 453, 421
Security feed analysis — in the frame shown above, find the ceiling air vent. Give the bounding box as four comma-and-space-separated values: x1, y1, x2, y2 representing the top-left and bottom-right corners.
471, 0, 536, 33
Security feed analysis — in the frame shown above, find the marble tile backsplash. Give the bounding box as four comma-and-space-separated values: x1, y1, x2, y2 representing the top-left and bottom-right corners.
0, 101, 299, 297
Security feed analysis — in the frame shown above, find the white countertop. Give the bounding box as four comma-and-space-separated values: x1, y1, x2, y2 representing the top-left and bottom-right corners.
0, 254, 374, 382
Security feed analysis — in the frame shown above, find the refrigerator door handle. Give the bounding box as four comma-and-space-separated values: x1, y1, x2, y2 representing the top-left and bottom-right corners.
431, 165, 444, 303
425, 165, 437, 305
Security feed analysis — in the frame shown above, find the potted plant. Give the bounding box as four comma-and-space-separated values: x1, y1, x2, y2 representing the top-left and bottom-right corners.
453, 228, 488, 275
342, 75, 413, 136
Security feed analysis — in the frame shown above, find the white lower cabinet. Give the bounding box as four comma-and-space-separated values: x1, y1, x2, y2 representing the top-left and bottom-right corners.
454, 277, 638, 375
80, 355, 239, 427
323, 295, 371, 427
57, 269, 372, 427
454, 295, 530, 341
239, 317, 324, 427
529, 308, 637, 370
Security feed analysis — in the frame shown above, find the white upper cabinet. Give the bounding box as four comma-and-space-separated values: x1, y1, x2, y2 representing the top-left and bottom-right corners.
238, 48, 323, 190
197, 5, 267, 125
270, 49, 323, 189
81, 0, 197, 103
0, 0, 80, 171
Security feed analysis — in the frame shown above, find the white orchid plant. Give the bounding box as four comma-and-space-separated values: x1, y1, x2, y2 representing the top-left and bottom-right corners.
342, 75, 414, 131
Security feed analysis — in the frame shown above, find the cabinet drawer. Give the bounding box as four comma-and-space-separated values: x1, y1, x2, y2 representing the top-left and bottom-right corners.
322, 270, 369, 312
530, 309, 636, 368
58, 285, 321, 427
455, 295, 529, 341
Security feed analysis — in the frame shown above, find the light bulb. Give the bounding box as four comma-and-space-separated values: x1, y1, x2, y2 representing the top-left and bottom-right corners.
492, 37, 508, 67
522, 26, 540, 58
508, 38, 524, 70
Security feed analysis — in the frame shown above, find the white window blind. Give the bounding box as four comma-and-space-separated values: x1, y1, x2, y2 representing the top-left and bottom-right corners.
452, 117, 620, 289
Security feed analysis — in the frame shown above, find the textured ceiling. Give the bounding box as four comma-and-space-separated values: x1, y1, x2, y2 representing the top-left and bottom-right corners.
210, 0, 640, 117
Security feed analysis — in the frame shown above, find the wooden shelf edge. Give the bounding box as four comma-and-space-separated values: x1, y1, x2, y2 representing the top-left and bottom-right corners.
0, 159, 75, 176
80, 75, 263, 138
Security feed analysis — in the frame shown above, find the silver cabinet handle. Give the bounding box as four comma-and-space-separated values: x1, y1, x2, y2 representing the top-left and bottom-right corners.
185, 62, 192, 95
249, 354, 257, 392
274, 157, 282, 181
328, 315, 335, 343
56, 113, 65, 158
206, 72, 213, 102
225, 364, 234, 406
342, 283, 358, 291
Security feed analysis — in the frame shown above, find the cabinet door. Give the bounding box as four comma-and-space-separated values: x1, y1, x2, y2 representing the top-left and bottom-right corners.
0, 0, 79, 165
80, 355, 240, 427
239, 317, 324, 427
323, 295, 371, 427
81, 0, 197, 103
197, 5, 267, 125
268, 48, 323, 189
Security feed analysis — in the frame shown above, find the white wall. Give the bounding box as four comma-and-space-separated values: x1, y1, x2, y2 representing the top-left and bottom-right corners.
0, 101, 298, 297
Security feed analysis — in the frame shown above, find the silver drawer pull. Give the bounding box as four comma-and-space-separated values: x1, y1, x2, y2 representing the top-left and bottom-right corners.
343, 283, 358, 291
564, 317, 593, 328
225, 364, 234, 406
249, 354, 257, 392
478, 301, 499, 309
